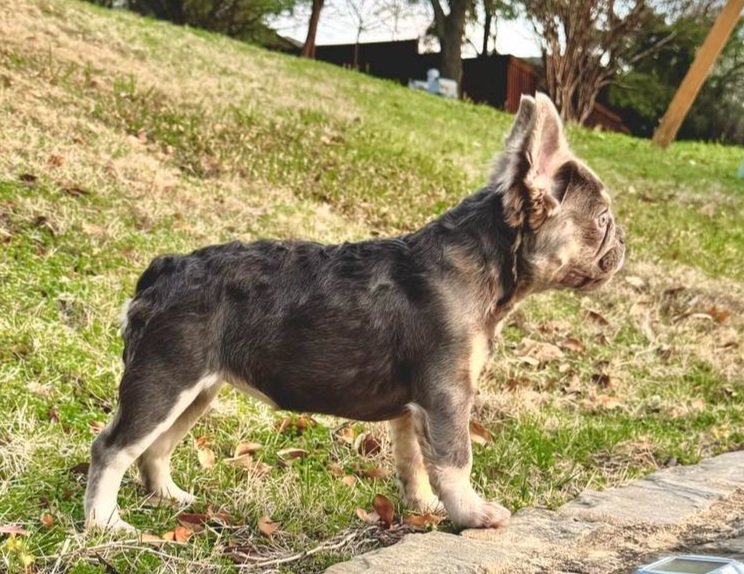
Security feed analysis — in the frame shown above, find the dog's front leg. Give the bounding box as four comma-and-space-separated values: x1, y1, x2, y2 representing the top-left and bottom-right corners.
411, 391, 510, 529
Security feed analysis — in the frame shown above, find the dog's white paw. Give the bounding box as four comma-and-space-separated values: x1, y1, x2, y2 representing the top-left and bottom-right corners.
448, 498, 511, 529
147, 483, 196, 507
86, 515, 136, 533
468, 501, 511, 529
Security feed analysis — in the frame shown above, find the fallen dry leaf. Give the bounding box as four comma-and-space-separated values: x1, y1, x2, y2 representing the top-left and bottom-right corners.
469, 421, 491, 446
176, 513, 208, 533
372, 494, 395, 529
559, 337, 585, 353
162, 525, 193, 543
403, 513, 444, 530
517, 338, 563, 365
587, 394, 622, 410
586, 310, 610, 327
277, 447, 309, 462
333, 425, 355, 445
194, 436, 210, 449
257, 515, 280, 538
341, 475, 357, 487
40, 513, 54, 529
275, 415, 317, 435
232, 442, 262, 458
0, 524, 29, 536
19, 173, 37, 184
707, 306, 731, 324
48, 154, 66, 167
197, 447, 216, 469
355, 507, 380, 525
63, 186, 90, 199
230, 456, 272, 476
355, 432, 382, 457
206, 505, 233, 524
354, 465, 391, 480
140, 532, 165, 544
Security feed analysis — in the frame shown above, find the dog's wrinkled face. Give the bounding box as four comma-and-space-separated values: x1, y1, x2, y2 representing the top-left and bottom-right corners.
528, 160, 625, 291
497, 94, 625, 291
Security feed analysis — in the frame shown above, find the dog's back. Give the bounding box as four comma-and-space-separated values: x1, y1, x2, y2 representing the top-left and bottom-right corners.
121, 237, 447, 419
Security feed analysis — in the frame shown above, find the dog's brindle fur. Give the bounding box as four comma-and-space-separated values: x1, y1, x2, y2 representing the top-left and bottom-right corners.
84, 94, 625, 531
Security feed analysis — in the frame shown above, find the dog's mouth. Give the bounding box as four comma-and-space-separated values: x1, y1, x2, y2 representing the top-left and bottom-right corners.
564, 227, 625, 291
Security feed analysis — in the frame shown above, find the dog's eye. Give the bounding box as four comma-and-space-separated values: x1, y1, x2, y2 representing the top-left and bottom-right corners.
597, 212, 609, 228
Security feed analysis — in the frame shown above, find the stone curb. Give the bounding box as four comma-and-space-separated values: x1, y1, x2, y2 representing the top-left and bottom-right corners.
326, 450, 744, 573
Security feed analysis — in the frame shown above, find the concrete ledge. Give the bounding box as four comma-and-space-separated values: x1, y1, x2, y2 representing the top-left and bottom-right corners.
326, 451, 744, 573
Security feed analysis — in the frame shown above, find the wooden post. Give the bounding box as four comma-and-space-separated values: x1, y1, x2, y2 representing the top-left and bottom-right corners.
652, 0, 744, 148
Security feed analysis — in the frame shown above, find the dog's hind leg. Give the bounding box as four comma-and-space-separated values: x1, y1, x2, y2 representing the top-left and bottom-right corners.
84, 368, 218, 531
137, 381, 223, 506
409, 389, 511, 529
389, 414, 442, 513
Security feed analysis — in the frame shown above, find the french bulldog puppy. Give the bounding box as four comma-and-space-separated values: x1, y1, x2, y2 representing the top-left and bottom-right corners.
85, 93, 625, 531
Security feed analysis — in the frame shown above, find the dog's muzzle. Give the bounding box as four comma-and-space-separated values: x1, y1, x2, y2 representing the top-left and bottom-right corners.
598, 226, 625, 273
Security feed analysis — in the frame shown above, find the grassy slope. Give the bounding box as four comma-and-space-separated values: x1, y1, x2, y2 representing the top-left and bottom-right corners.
0, 0, 743, 571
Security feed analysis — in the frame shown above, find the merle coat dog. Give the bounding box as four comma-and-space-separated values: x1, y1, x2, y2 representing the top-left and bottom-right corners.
84, 94, 625, 531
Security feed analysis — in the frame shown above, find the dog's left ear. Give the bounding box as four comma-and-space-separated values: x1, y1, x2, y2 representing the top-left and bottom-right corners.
498, 93, 572, 228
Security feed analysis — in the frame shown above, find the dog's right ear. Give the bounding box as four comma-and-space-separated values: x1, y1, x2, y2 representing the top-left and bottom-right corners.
496, 93, 572, 229
504, 94, 537, 154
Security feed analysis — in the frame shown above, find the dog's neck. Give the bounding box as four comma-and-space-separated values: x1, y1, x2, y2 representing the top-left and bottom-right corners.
407, 186, 534, 326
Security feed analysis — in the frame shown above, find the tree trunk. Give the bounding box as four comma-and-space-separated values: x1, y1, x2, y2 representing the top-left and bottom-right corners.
440, 22, 463, 85
301, 0, 324, 59
430, 0, 468, 93
481, 10, 492, 56
353, 27, 362, 69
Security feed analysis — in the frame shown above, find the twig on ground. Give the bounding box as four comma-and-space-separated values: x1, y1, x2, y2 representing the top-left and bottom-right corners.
229, 525, 383, 570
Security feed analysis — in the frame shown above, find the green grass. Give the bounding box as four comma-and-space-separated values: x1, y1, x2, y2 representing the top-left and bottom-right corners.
0, 0, 743, 572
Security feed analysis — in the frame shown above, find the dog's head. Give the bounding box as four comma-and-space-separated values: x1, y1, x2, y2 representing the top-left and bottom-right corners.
493, 93, 625, 292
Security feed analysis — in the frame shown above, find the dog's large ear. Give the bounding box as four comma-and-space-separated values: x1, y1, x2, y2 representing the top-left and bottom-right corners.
497, 93, 572, 228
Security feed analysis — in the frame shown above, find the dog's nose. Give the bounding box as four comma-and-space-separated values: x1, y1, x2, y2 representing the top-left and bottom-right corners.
599, 245, 622, 272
